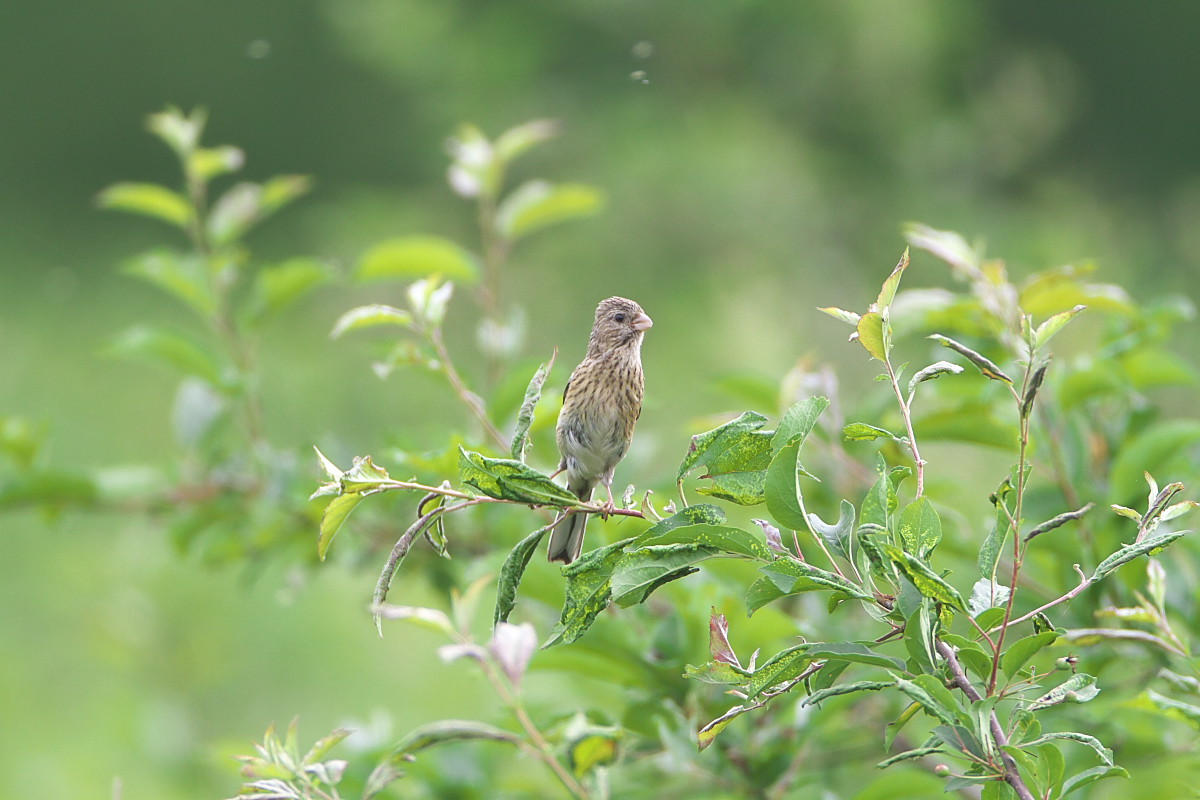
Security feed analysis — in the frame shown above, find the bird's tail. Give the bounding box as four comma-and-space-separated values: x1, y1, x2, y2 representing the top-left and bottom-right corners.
548, 479, 594, 564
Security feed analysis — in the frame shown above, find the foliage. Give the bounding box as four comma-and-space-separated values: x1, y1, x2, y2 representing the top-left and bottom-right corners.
293, 188, 1200, 796
4, 108, 328, 563
22, 110, 1200, 799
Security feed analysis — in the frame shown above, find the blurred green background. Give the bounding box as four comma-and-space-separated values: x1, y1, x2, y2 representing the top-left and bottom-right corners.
3, 1, 1200, 797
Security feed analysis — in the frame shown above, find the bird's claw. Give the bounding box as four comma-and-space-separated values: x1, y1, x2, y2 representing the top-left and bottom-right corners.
598, 500, 617, 519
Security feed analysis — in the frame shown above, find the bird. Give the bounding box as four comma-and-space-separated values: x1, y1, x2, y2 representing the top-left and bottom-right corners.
548, 296, 653, 564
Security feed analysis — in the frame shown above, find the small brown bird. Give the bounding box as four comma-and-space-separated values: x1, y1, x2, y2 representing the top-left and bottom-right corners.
548, 297, 653, 564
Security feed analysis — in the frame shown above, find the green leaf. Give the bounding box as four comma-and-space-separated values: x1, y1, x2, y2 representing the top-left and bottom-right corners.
817, 306, 862, 326
803, 641, 906, 670
934, 726, 987, 762
939, 634, 992, 682
340, 455, 395, 493
330, 304, 414, 338
493, 118, 559, 163
317, 493, 364, 560
247, 258, 333, 323
697, 703, 757, 751
1001, 631, 1059, 678
771, 396, 830, 454
1061, 765, 1128, 797
207, 182, 267, 245
96, 182, 192, 228
904, 606, 937, 674
258, 174, 312, 216
882, 544, 966, 611
678, 411, 768, 481
458, 447, 578, 506
894, 674, 962, 725
802, 679, 894, 708
356, 236, 480, 284
764, 438, 808, 530
493, 525, 553, 625
644, 504, 728, 530
859, 455, 892, 529
495, 181, 605, 240
684, 660, 749, 686
928, 334, 1012, 383
747, 558, 873, 615
566, 723, 621, 777
394, 719, 521, 755
905, 223, 981, 274
629, 523, 771, 561
610, 544, 717, 607
746, 644, 813, 699
107, 325, 226, 386
806, 499, 855, 560
898, 496, 942, 558
876, 746, 945, 768
122, 250, 216, 319
875, 248, 910, 311
1019, 264, 1134, 317
1029, 673, 1099, 710
856, 311, 887, 361
696, 454, 771, 504
974, 607, 1006, 632
1090, 530, 1188, 582
907, 360, 964, 395
510, 355, 554, 462
745, 576, 787, 614
303, 727, 352, 765
1024, 731, 1113, 766
146, 105, 205, 157
979, 480, 1014, 579
842, 422, 897, 442
544, 538, 633, 648
1034, 304, 1087, 350
677, 413, 774, 504
188, 145, 245, 182
1024, 504, 1096, 542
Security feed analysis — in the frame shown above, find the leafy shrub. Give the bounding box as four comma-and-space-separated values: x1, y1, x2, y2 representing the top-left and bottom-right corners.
18, 108, 1199, 799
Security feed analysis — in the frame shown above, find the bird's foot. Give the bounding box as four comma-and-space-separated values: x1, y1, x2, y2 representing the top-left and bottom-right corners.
597, 500, 617, 519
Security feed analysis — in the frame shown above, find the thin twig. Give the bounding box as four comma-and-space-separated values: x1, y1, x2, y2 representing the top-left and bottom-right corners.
476, 652, 590, 798
988, 382, 1032, 695
428, 327, 509, 451
885, 359, 925, 497
990, 565, 1091, 634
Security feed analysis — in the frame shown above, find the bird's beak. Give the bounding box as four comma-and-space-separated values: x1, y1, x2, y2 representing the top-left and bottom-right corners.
632, 312, 653, 332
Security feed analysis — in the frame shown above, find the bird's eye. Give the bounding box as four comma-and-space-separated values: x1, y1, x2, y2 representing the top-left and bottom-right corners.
613, 312, 626, 323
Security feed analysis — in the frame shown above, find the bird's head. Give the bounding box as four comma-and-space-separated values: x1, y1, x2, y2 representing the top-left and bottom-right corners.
589, 296, 652, 354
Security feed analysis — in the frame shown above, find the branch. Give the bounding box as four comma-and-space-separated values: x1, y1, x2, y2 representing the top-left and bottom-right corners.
342, 476, 647, 520
429, 327, 509, 451
936, 640, 1035, 800
885, 358, 926, 497
988, 564, 1091, 635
